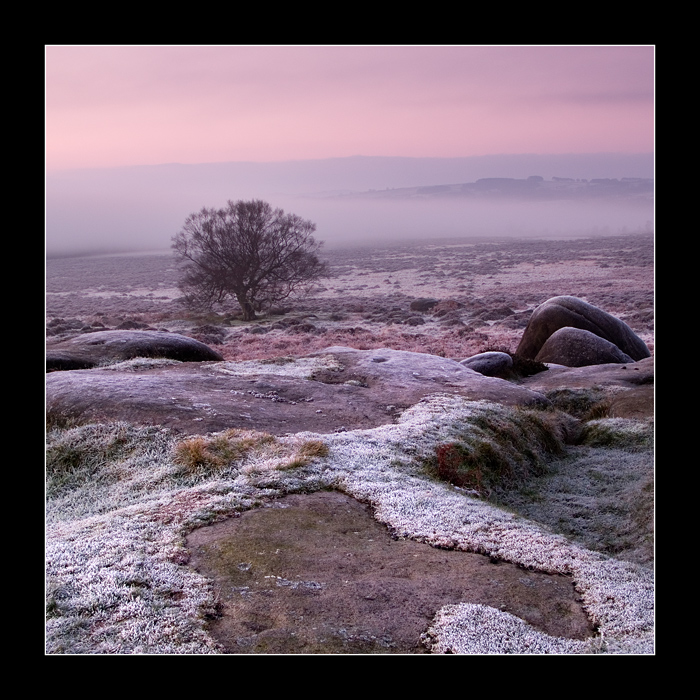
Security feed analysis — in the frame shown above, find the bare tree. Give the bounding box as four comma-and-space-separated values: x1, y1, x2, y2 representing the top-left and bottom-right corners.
172, 199, 329, 321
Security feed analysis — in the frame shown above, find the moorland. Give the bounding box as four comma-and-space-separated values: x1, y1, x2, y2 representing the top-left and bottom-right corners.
45, 231, 654, 654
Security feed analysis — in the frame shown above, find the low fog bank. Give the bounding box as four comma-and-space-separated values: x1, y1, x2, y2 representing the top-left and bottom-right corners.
46, 154, 653, 256
46, 196, 653, 257
296, 197, 652, 249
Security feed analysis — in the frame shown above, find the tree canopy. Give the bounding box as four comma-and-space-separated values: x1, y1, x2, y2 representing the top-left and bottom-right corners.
172, 199, 328, 320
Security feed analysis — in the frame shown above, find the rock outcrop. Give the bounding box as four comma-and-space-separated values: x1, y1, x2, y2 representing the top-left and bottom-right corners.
516, 296, 650, 365
534, 328, 634, 367
46, 347, 550, 435
432, 300, 462, 316
46, 330, 224, 372
460, 351, 513, 377
410, 298, 439, 313
519, 356, 654, 419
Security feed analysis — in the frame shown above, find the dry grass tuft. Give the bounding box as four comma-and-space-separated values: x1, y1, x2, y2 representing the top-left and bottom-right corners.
278, 439, 331, 470
173, 431, 329, 476
298, 439, 330, 458
545, 388, 612, 421
173, 429, 276, 475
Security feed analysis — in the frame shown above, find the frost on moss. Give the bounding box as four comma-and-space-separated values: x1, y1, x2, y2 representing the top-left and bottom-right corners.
101, 358, 182, 371
421, 405, 568, 498
493, 442, 654, 566
46, 422, 333, 654
46, 395, 653, 654
423, 601, 650, 655
580, 418, 653, 451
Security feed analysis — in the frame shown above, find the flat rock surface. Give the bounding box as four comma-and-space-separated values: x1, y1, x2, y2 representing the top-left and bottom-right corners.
519, 357, 654, 419
46, 348, 549, 435
186, 491, 595, 654
520, 356, 653, 389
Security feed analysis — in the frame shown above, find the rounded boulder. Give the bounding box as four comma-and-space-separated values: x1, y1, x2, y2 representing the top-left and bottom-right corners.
534, 327, 634, 367
46, 330, 224, 372
409, 298, 439, 313
460, 351, 513, 377
516, 296, 650, 361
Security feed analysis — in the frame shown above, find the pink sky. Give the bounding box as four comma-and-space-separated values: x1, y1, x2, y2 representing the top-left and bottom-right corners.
45, 45, 654, 172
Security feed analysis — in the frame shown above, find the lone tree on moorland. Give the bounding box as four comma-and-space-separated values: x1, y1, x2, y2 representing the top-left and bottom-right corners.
172, 199, 328, 321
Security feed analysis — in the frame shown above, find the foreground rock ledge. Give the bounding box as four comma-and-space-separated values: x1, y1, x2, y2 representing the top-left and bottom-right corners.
45, 347, 549, 435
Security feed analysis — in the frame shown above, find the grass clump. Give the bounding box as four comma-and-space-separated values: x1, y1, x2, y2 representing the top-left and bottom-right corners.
579, 418, 653, 451
46, 406, 85, 431
173, 431, 330, 477
544, 387, 612, 420
173, 429, 276, 475
424, 407, 566, 498
278, 439, 330, 470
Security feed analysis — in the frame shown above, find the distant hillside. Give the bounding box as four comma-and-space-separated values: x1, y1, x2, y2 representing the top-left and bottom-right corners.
317, 176, 653, 204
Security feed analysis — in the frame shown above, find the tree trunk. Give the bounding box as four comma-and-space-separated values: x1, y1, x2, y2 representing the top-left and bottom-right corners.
237, 296, 257, 321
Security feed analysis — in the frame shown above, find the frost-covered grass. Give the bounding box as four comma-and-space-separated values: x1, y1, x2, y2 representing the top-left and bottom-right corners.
580, 417, 654, 451
421, 604, 598, 654
213, 354, 344, 379
421, 407, 568, 498
100, 358, 182, 372
494, 418, 654, 567
46, 397, 653, 655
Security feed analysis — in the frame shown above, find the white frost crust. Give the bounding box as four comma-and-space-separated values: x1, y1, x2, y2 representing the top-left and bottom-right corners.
422, 604, 591, 654
214, 354, 344, 379
46, 394, 654, 654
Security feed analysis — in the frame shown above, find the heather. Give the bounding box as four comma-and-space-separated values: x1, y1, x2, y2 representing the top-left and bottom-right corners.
46, 233, 654, 362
